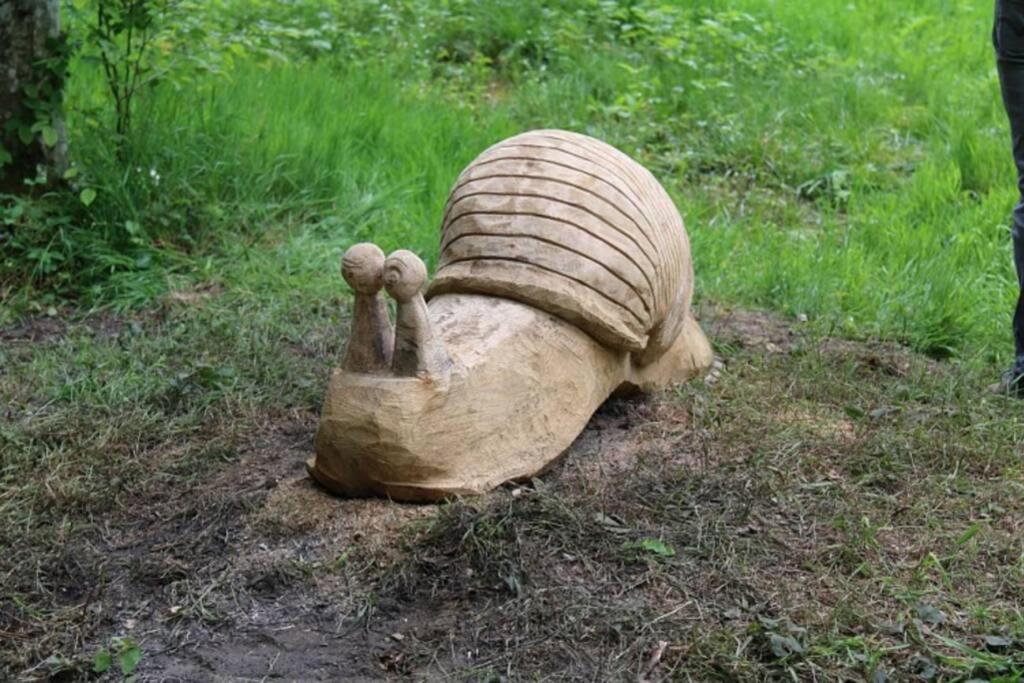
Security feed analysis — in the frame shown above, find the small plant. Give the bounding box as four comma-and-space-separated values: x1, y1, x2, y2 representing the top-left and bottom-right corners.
93, 635, 143, 680
622, 536, 676, 561
86, 0, 166, 143
68, 0, 222, 155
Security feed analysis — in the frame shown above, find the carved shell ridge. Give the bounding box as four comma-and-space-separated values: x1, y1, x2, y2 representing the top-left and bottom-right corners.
426, 129, 693, 359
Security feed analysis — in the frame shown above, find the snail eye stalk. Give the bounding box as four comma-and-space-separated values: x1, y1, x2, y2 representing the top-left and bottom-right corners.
383, 250, 451, 379
339, 243, 394, 374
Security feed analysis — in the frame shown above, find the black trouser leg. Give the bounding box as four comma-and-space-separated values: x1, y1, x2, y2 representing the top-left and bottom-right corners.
1000, 56, 1024, 364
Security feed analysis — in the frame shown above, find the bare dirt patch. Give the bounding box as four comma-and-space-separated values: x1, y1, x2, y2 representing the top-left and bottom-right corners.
0, 312, 124, 344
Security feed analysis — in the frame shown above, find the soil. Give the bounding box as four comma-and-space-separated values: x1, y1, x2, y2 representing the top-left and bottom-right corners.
88, 399, 679, 680
4, 306, 1009, 681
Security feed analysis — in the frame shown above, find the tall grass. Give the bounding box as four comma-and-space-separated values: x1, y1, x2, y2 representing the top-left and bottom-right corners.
3, 0, 1018, 364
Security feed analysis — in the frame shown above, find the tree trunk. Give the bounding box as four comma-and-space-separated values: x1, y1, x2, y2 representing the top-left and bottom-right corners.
0, 0, 68, 194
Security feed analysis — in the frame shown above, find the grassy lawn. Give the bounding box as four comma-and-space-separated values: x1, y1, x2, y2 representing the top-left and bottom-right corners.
3, 0, 1024, 679
4, 0, 1018, 359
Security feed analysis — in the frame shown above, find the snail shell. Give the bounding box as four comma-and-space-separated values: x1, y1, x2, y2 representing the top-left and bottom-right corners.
427, 129, 693, 362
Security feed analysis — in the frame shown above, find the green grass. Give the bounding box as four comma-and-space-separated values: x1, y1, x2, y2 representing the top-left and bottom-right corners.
2, 0, 1018, 364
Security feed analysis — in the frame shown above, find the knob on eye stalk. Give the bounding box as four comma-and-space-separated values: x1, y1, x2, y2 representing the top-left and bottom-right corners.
342, 243, 386, 294
382, 249, 427, 301
384, 250, 450, 378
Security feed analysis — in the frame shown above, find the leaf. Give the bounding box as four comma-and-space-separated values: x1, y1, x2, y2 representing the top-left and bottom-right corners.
638, 538, 676, 557
618, 540, 675, 561
80, 188, 97, 206
910, 655, 937, 680
868, 406, 899, 420
93, 649, 112, 673
41, 125, 58, 147
984, 634, 1013, 651
5, 202, 24, 221
768, 633, 803, 659
915, 603, 945, 626
216, 366, 237, 379
118, 643, 142, 674
955, 522, 980, 546
0, 143, 11, 167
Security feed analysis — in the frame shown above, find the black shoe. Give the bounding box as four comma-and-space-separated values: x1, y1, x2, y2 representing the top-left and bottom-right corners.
990, 367, 1024, 397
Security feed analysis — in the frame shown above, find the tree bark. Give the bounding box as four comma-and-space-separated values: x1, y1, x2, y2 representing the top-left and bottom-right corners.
0, 0, 68, 194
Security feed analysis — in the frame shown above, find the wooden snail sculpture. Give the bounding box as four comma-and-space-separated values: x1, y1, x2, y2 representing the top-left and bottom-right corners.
308, 130, 713, 501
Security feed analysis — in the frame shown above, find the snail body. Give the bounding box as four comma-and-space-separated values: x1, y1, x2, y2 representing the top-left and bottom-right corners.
309, 130, 712, 501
